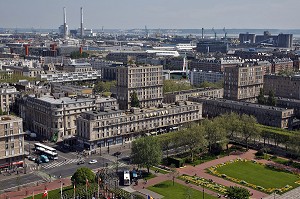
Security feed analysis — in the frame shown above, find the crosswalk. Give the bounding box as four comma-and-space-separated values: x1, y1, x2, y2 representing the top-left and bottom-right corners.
41, 159, 79, 169
106, 162, 128, 169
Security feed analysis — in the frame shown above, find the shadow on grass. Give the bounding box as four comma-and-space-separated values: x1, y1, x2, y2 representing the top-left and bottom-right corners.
153, 183, 170, 188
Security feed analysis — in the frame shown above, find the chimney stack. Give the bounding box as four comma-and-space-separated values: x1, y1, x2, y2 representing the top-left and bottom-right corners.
63, 7, 67, 39
80, 7, 84, 37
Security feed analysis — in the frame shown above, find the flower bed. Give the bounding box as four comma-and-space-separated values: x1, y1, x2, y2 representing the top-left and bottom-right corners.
179, 175, 227, 194
207, 158, 298, 194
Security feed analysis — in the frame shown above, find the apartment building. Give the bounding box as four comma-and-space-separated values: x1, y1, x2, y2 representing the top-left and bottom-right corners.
163, 88, 223, 104
37, 70, 101, 83
0, 85, 19, 114
76, 101, 202, 150
190, 57, 243, 72
190, 97, 294, 129
270, 58, 293, 74
224, 64, 264, 101
0, 115, 24, 170
116, 64, 163, 110
22, 94, 117, 141
190, 70, 224, 86
264, 75, 300, 100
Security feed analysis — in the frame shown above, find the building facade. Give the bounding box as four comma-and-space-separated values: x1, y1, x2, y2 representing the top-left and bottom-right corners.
190, 97, 294, 129
163, 88, 223, 103
224, 64, 264, 101
76, 101, 202, 150
264, 75, 300, 100
38, 70, 101, 83
190, 70, 224, 86
190, 57, 244, 72
0, 115, 24, 170
0, 85, 19, 114
23, 94, 117, 141
116, 64, 163, 110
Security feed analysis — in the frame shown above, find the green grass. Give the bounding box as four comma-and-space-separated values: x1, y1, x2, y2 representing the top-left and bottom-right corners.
148, 180, 217, 199
143, 172, 157, 180
24, 186, 72, 199
150, 166, 170, 174
216, 161, 300, 189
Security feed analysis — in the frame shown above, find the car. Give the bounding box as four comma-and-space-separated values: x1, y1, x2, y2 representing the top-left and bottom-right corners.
27, 156, 36, 161
77, 160, 85, 165
113, 151, 121, 156
88, 159, 97, 164
35, 158, 42, 164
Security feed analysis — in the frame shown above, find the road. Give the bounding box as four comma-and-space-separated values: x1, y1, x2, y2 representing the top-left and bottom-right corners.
0, 172, 43, 192
0, 140, 133, 192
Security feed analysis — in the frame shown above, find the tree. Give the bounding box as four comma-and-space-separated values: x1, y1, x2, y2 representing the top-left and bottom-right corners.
159, 133, 175, 158
70, 51, 89, 59
71, 167, 96, 185
131, 136, 162, 173
163, 80, 193, 93
267, 90, 276, 106
93, 81, 116, 94
202, 119, 227, 154
226, 186, 251, 199
177, 123, 207, 162
240, 115, 260, 150
257, 88, 266, 105
130, 91, 140, 107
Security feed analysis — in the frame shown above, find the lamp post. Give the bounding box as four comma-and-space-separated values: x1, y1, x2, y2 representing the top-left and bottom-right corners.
202, 183, 205, 199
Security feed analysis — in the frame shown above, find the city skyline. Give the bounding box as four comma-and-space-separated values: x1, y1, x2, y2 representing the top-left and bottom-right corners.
0, 0, 300, 30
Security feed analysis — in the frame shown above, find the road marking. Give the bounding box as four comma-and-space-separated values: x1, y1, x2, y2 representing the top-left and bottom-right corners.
41, 159, 79, 169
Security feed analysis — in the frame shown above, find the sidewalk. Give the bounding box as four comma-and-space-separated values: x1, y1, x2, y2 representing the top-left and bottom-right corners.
0, 178, 72, 199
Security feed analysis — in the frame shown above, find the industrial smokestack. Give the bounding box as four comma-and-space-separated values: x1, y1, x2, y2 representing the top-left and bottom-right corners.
80, 7, 84, 37
63, 7, 67, 39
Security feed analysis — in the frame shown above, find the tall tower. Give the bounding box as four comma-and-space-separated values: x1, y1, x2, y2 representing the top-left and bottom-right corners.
80, 7, 84, 37
63, 7, 68, 39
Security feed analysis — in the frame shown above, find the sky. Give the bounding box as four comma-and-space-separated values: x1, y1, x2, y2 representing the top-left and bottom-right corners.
0, 0, 300, 30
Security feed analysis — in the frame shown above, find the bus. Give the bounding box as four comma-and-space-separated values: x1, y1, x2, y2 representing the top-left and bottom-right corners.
34, 143, 58, 160
123, 170, 131, 186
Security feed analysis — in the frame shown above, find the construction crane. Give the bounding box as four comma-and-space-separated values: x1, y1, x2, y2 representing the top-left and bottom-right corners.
212, 28, 217, 40
223, 27, 227, 40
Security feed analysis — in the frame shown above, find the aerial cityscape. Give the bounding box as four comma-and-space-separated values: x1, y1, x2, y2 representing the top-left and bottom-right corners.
1, 1, 300, 199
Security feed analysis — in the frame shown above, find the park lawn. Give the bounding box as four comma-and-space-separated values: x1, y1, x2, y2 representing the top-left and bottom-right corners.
143, 172, 157, 180
150, 166, 170, 174
24, 186, 72, 199
216, 161, 300, 189
148, 180, 217, 199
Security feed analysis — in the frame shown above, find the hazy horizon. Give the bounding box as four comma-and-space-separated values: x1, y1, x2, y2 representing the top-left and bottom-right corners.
1, 0, 300, 30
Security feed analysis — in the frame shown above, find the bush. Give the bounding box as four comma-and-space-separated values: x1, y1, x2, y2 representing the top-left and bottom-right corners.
271, 155, 277, 159
167, 157, 185, 168
255, 149, 264, 157
210, 143, 223, 155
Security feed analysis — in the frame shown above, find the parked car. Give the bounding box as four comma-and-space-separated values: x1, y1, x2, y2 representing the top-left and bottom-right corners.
77, 160, 85, 165
27, 156, 36, 162
88, 159, 97, 164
